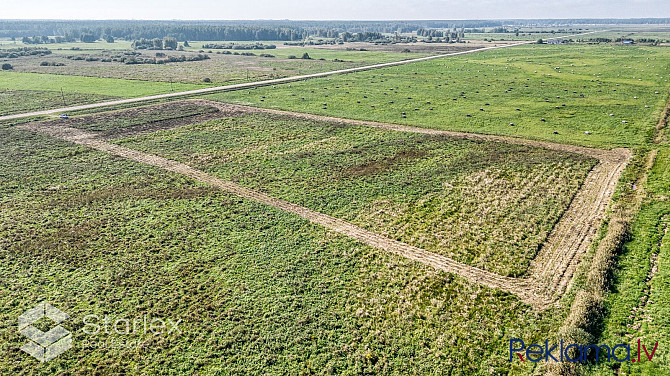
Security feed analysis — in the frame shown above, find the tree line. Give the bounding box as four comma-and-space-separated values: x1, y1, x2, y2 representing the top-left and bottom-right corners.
3, 19, 670, 42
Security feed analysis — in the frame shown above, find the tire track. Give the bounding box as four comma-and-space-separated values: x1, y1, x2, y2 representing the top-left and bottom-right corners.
17, 102, 630, 310
197, 100, 631, 303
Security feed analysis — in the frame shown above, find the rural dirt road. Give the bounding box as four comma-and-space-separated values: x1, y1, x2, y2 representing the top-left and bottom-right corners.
18, 98, 629, 310
0, 31, 600, 123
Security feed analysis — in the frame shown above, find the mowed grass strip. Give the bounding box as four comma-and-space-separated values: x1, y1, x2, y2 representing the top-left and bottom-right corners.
0, 89, 117, 116
0, 71, 204, 102
113, 112, 596, 276
1, 125, 559, 375
207, 44, 670, 148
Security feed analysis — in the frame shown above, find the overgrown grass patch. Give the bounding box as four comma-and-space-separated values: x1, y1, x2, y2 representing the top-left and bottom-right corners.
1, 125, 564, 375
113, 112, 596, 276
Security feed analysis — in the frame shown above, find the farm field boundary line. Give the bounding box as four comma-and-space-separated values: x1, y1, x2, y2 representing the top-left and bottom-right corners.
17, 98, 627, 309
198, 100, 631, 304
0, 31, 601, 123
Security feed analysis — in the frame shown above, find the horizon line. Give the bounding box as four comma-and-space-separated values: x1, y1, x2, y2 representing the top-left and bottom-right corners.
1, 17, 670, 22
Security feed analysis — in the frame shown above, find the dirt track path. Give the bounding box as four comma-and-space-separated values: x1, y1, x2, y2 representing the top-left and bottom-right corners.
18, 101, 629, 309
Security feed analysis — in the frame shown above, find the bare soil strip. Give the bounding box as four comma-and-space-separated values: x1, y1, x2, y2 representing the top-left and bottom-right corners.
18, 96, 628, 310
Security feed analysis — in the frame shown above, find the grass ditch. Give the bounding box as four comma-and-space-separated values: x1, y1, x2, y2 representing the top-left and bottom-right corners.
545, 148, 655, 376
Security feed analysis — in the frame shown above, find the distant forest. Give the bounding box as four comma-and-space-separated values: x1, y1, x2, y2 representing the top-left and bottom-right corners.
1, 19, 669, 41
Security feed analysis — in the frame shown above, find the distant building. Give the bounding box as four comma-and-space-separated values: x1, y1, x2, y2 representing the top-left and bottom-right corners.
547, 39, 565, 45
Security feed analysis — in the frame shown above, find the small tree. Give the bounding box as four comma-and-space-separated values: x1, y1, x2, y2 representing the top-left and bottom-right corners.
301, 52, 311, 59
163, 37, 178, 50
537, 39, 545, 44
1, 63, 13, 70
183, 40, 190, 47
80, 33, 96, 43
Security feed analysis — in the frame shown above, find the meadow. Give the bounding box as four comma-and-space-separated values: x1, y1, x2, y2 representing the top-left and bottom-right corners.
0, 41, 448, 115
3, 34, 670, 376
1, 43, 438, 86
0, 71, 204, 115
0, 89, 116, 116
584, 148, 670, 376
100, 109, 594, 276
208, 44, 670, 149
0, 122, 565, 375
463, 32, 583, 41
61, 101, 219, 134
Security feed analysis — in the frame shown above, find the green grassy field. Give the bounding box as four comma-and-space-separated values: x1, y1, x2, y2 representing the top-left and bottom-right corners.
208, 44, 670, 149
0, 123, 565, 375
4, 37, 670, 376
0, 89, 116, 116
0, 71, 203, 97
463, 32, 581, 41
575, 30, 670, 42
108, 111, 595, 276
584, 148, 670, 376
0, 72, 206, 115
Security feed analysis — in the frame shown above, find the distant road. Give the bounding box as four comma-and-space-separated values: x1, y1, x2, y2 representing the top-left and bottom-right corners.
0, 32, 599, 122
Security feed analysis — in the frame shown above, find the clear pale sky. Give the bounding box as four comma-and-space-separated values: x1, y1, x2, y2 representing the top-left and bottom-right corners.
1, 0, 669, 20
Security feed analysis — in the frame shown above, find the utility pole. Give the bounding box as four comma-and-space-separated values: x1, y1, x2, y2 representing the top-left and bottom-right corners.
60, 87, 66, 106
